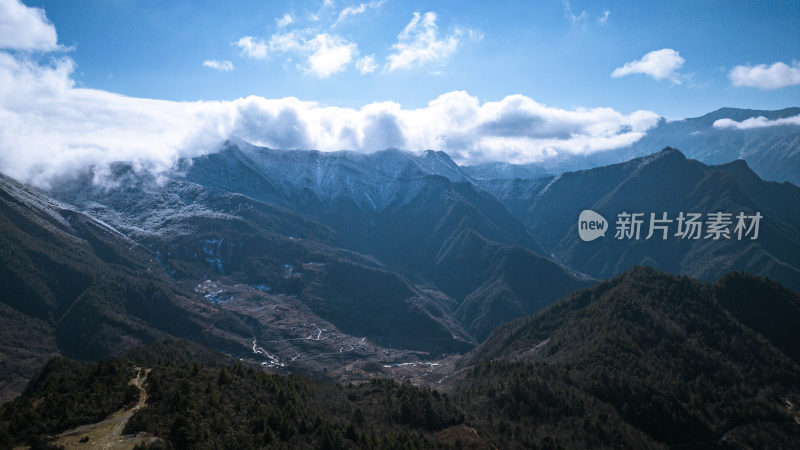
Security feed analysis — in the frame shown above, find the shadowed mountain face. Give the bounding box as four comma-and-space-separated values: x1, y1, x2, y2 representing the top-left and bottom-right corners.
34, 142, 800, 363
183, 143, 549, 259
1, 166, 494, 406
471, 266, 800, 446
5, 141, 799, 366
50, 144, 588, 345
478, 147, 800, 290
188, 146, 591, 341
0, 173, 252, 403
37, 170, 480, 354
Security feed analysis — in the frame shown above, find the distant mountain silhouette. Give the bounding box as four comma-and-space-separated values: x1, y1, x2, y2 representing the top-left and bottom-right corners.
467, 107, 800, 185
480, 147, 800, 290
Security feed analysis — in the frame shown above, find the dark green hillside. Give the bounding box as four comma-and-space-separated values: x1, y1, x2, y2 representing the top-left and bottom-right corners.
124, 364, 465, 449
0, 173, 250, 403
0, 349, 657, 449
0, 344, 468, 449
713, 271, 800, 365
452, 361, 661, 449
435, 228, 591, 340
0, 357, 138, 447
3, 268, 800, 448
473, 266, 800, 446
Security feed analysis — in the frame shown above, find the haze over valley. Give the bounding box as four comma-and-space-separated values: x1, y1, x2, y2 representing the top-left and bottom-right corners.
1, 0, 799, 448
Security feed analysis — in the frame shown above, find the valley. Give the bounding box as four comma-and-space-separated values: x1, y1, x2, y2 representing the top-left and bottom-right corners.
3, 267, 799, 448
0, 139, 799, 448
192, 277, 456, 384
1, 0, 798, 445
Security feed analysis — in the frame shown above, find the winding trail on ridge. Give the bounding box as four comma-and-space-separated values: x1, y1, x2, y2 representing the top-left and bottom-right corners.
51, 367, 156, 449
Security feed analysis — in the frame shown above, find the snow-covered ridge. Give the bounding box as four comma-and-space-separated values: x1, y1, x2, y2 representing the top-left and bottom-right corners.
0, 172, 136, 247
187, 142, 477, 211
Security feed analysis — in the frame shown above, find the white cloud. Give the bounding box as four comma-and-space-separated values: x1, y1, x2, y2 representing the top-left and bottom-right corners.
268, 31, 356, 78
598, 10, 610, 25
0, 3, 658, 186
611, 48, 685, 83
563, 1, 587, 24
0, 52, 225, 188
202, 60, 234, 71
713, 114, 800, 130
234, 36, 269, 59
276, 13, 294, 28
0, 0, 58, 51
729, 61, 800, 90
335, 3, 367, 25
268, 31, 304, 53
0, 51, 660, 187
305, 33, 357, 77
385, 11, 463, 72
240, 8, 474, 77
356, 54, 377, 74
333, 0, 385, 26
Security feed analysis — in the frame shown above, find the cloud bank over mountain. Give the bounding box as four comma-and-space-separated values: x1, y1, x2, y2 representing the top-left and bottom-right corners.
6, 0, 793, 189
714, 114, 800, 130
0, 48, 659, 187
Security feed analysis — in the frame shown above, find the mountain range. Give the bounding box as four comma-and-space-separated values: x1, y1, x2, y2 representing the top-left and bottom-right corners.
466, 107, 800, 186
2, 129, 799, 400
478, 147, 800, 290
1, 107, 799, 446
53, 142, 593, 345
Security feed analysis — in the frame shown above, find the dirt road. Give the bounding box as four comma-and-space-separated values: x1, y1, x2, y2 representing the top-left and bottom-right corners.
51, 367, 159, 449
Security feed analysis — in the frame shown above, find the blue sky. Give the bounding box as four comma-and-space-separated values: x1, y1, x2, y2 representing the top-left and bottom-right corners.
33, 0, 800, 117
0, 0, 799, 185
